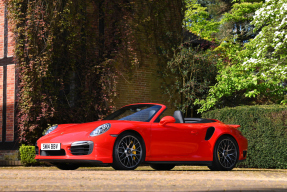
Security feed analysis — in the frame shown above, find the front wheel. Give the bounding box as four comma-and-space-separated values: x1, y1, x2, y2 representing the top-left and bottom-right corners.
209, 136, 239, 171
150, 164, 175, 171
54, 163, 80, 170
112, 132, 145, 170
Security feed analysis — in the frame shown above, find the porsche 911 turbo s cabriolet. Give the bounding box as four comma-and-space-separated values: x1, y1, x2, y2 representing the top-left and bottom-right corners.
35, 103, 248, 171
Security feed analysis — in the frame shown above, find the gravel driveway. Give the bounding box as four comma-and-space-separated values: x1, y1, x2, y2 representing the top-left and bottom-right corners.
0, 166, 286, 191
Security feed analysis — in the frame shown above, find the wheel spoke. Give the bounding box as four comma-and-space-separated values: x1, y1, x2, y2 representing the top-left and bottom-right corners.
227, 155, 234, 162
119, 153, 126, 158
132, 154, 139, 160
121, 156, 126, 163
130, 156, 135, 166
228, 152, 236, 156
123, 139, 128, 148
225, 156, 231, 165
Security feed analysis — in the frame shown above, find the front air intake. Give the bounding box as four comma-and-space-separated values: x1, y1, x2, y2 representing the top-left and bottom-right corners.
70, 141, 93, 155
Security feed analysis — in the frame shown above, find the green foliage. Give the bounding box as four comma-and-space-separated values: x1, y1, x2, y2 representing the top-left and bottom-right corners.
184, 0, 220, 40
242, 0, 287, 101
196, 0, 287, 113
164, 44, 217, 116
19, 144, 38, 166
205, 0, 233, 20
195, 0, 287, 113
222, 2, 262, 23
220, 1, 263, 42
202, 105, 287, 169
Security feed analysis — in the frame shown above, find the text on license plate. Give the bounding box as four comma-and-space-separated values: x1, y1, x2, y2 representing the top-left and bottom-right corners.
41, 143, 61, 150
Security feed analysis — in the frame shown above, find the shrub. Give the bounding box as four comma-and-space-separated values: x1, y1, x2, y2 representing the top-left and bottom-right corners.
19, 145, 38, 166
202, 105, 287, 169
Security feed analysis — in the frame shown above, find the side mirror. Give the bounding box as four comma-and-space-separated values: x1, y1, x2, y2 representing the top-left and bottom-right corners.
159, 116, 176, 126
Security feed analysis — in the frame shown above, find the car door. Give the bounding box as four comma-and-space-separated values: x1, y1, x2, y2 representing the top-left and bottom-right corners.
147, 122, 206, 161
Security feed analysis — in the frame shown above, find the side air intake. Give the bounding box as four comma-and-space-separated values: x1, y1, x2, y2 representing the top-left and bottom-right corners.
205, 127, 215, 140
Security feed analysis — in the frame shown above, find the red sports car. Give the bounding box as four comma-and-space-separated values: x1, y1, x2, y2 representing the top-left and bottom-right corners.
35, 103, 248, 171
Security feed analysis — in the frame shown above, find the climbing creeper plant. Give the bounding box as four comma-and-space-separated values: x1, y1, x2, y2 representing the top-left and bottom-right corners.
7, 0, 118, 144
6, 0, 184, 144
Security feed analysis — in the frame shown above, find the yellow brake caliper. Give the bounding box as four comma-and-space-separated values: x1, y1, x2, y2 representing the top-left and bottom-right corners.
132, 144, 136, 160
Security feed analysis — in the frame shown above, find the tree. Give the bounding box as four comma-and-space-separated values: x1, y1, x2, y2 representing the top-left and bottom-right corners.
219, 0, 263, 43
196, 0, 287, 113
164, 43, 217, 117
165, 0, 220, 117
184, 0, 220, 41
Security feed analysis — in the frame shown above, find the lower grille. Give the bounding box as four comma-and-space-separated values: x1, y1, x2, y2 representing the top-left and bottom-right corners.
71, 141, 93, 155
40, 149, 66, 156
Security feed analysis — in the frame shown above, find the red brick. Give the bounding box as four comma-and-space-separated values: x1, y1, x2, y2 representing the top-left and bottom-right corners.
0, 66, 2, 142
6, 64, 15, 142
0, 1, 4, 59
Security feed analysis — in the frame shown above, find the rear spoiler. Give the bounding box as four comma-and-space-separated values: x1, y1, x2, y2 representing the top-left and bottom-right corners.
228, 124, 241, 129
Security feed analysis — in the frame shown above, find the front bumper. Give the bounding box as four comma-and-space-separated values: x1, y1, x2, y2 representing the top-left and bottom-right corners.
35, 135, 117, 164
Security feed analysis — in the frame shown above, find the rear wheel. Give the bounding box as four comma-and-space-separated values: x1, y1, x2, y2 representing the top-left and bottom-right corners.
54, 163, 80, 170
150, 164, 175, 171
112, 132, 145, 170
209, 136, 239, 171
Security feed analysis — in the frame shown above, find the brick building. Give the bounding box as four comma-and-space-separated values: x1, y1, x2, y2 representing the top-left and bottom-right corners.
0, 2, 19, 164
0, 2, 16, 149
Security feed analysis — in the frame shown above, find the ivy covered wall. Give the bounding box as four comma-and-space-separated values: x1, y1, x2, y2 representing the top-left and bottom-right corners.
113, 0, 183, 110
6, 0, 184, 144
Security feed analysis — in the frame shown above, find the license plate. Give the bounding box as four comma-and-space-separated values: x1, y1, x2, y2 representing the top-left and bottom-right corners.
41, 143, 61, 150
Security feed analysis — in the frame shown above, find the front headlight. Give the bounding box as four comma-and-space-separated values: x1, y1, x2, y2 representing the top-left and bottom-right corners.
90, 123, 111, 136
44, 125, 58, 135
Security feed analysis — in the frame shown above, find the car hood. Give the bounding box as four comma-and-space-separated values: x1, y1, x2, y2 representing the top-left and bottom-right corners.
38, 120, 139, 143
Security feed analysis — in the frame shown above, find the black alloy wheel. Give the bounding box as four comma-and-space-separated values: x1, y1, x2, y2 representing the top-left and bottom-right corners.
54, 163, 80, 170
112, 132, 145, 170
150, 164, 175, 171
208, 135, 239, 171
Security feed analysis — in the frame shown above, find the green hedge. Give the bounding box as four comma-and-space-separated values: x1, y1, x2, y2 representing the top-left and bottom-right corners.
202, 105, 287, 169
19, 145, 38, 166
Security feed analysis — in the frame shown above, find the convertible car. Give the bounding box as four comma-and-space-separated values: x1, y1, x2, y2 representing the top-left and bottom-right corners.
35, 103, 248, 171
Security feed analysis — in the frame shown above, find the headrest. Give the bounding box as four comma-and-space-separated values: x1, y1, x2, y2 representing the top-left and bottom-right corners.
173, 110, 184, 123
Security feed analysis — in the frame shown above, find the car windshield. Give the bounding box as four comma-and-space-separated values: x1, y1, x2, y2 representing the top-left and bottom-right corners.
104, 104, 161, 122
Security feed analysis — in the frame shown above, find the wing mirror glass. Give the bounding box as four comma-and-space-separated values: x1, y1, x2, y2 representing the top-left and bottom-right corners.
159, 116, 176, 126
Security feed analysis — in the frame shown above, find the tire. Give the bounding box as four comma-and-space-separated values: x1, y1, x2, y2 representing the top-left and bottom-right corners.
209, 135, 239, 171
112, 132, 145, 170
54, 163, 80, 170
150, 164, 175, 171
